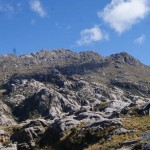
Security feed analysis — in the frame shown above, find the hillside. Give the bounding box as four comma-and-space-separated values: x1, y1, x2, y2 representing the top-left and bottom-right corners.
0, 49, 150, 150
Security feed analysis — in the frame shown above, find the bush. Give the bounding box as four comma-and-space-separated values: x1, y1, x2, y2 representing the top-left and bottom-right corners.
71, 127, 78, 134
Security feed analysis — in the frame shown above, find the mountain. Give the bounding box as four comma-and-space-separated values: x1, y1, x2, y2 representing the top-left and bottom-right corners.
0, 49, 149, 150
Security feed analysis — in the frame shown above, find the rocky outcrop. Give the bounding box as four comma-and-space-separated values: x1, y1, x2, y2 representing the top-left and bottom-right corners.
85, 119, 122, 131
75, 111, 104, 122
11, 119, 50, 149
45, 117, 79, 139
0, 144, 17, 150
0, 101, 15, 126
110, 79, 150, 94
60, 119, 122, 150
110, 52, 141, 66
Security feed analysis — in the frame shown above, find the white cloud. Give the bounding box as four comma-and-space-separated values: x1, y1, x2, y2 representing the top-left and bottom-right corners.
98, 0, 150, 34
0, 3, 14, 14
16, 3, 22, 12
134, 34, 146, 45
76, 26, 109, 46
29, 0, 46, 17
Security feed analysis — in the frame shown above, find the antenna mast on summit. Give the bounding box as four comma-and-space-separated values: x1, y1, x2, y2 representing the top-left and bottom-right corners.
13, 48, 16, 54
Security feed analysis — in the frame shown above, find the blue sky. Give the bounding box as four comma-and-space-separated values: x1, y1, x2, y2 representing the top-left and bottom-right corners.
0, 0, 150, 65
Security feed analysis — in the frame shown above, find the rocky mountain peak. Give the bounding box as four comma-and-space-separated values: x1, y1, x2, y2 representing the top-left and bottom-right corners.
0, 49, 150, 150
79, 51, 103, 61
110, 52, 141, 65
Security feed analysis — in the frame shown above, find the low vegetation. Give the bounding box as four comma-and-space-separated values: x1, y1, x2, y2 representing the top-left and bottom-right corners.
85, 116, 150, 150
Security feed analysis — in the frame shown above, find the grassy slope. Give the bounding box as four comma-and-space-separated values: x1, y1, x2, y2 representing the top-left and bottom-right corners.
85, 116, 150, 150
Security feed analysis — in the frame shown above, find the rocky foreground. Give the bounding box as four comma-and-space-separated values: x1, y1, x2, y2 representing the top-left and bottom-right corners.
0, 49, 150, 150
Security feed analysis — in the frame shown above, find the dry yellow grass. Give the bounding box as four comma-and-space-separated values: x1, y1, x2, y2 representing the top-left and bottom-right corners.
85, 116, 150, 150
